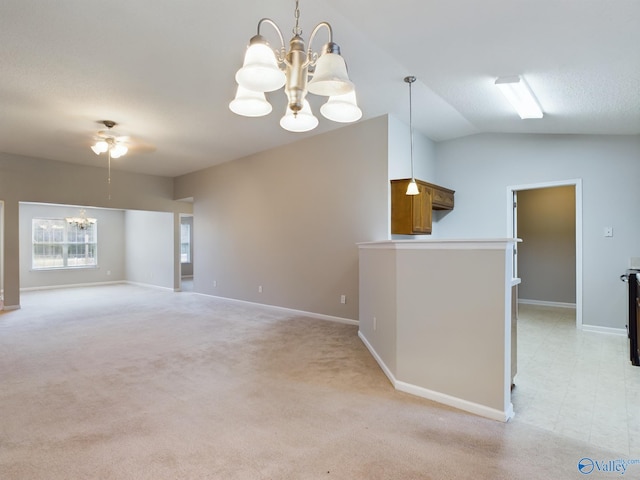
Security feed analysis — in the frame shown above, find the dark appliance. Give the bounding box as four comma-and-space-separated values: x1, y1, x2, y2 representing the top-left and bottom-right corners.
622, 269, 640, 366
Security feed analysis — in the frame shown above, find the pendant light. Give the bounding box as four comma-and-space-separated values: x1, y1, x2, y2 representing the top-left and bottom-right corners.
405, 76, 419, 195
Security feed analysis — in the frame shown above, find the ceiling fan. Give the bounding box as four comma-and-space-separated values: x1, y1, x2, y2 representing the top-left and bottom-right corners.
89, 119, 154, 200
90, 120, 155, 158
91, 120, 131, 158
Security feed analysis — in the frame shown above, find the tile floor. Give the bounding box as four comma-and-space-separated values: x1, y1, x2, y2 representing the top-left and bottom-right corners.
511, 304, 640, 456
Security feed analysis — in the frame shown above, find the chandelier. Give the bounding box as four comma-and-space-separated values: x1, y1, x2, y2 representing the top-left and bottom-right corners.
229, 0, 362, 132
65, 209, 96, 230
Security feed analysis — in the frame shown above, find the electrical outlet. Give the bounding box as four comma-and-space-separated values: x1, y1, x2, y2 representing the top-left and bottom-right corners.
106, 270, 111, 276
340, 294, 346, 304
604, 227, 613, 237
213, 280, 217, 287
373, 316, 377, 331
258, 285, 263, 293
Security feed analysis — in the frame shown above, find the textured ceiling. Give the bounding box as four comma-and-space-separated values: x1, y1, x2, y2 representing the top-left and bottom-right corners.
0, 0, 638, 177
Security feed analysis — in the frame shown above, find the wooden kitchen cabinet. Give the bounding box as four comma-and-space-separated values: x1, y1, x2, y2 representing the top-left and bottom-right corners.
390, 179, 454, 235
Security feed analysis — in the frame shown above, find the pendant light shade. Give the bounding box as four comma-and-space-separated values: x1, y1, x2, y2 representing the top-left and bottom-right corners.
320, 91, 362, 123
280, 100, 319, 132
235, 36, 286, 93
406, 180, 420, 195
229, 85, 273, 117
307, 47, 354, 96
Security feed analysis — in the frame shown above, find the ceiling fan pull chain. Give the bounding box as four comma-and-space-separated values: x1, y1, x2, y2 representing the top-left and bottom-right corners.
107, 150, 112, 201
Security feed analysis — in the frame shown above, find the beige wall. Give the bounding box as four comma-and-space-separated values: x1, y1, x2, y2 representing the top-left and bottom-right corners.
358, 240, 516, 421
174, 116, 390, 320
125, 210, 175, 290
0, 152, 192, 308
517, 186, 576, 304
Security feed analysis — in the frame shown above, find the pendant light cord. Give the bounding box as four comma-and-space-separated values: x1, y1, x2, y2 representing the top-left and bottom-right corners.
409, 79, 414, 179
405, 76, 416, 180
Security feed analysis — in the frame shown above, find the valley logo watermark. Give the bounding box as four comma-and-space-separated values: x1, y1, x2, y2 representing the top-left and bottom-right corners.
578, 457, 640, 475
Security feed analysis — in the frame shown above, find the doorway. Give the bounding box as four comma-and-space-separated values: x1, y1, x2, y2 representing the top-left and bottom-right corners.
507, 179, 582, 327
180, 214, 194, 292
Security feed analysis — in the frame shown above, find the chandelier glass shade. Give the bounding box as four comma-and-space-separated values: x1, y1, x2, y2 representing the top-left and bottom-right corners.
230, 0, 361, 132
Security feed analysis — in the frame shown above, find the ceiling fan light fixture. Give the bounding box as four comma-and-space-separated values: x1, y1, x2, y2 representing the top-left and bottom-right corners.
110, 143, 128, 158
91, 140, 109, 155
495, 75, 543, 119
89, 121, 129, 158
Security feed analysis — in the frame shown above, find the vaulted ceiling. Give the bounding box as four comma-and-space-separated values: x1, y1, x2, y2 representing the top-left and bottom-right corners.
1, 0, 638, 177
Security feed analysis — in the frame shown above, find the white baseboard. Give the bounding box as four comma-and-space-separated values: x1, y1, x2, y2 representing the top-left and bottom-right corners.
518, 298, 576, 309
2, 304, 21, 311
357, 331, 513, 422
194, 293, 358, 326
125, 281, 176, 292
581, 324, 627, 336
21, 280, 125, 292
357, 331, 396, 385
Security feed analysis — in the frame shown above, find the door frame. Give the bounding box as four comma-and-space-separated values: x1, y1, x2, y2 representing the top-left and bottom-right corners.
506, 179, 583, 328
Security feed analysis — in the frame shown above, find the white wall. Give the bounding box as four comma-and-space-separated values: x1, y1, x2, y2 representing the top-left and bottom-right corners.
19, 203, 125, 289
125, 210, 175, 290
435, 133, 640, 329
388, 114, 437, 181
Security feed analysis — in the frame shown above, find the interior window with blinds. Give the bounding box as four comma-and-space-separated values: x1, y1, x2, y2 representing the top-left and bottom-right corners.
32, 218, 98, 269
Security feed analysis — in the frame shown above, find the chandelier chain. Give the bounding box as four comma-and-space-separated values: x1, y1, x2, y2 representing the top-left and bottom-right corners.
293, 0, 302, 36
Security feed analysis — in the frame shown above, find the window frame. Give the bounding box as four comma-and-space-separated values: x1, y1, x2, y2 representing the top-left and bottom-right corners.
31, 217, 98, 270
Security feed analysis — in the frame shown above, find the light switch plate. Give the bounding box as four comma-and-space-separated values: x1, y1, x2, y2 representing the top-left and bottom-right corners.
604, 227, 613, 237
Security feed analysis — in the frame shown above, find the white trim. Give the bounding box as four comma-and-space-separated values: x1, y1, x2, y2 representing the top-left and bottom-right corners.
194, 292, 358, 326
2, 304, 20, 311
395, 380, 514, 423
518, 299, 576, 309
581, 324, 627, 336
358, 239, 519, 251
358, 331, 514, 422
21, 280, 126, 292
357, 331, 396, 385
507, 179, 583, 328
125, 281, 175, 292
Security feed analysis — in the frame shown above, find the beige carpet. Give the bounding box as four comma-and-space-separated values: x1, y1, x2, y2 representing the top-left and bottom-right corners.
0, 284, 625, 479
